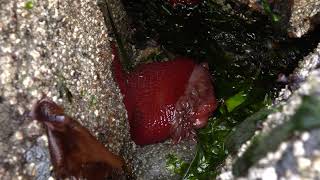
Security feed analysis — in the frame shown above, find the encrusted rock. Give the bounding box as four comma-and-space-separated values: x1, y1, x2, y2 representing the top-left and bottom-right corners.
287, 0, 320, 38
133, 140, 197, 180
217, 43, 320, 179
0, 0, 130, 179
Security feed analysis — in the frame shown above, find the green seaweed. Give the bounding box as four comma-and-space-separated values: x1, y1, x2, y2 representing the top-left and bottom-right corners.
89, 95, 98, 107
25, 0, 34, 10
166, 154, 189, 176
224, 91, 247, 113
261, 0, 280, 23
183, 121, 230, 179
166, 91, 272, 179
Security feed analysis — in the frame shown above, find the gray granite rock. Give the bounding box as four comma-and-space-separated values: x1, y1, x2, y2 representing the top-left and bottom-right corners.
287, 0, 320, 38
0, 0, 131, 179
133, 140, 197, 180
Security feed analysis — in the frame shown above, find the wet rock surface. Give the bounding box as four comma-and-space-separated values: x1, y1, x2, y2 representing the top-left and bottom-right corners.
217, 43, 320, 179
133, 140, 197, 180
0, 0, 130, 179
287, 0, 320, 38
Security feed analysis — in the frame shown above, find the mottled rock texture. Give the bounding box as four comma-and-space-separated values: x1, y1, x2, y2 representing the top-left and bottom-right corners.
133, 140, 197, 180
287, 0, 320, 37
0, 0, 130, 179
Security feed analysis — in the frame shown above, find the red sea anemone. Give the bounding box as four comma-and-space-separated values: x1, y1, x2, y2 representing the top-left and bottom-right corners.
112, 44, 217, 145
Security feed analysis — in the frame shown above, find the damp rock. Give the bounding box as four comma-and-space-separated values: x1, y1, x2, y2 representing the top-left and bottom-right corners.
0, 0, 131, 179
133, 140, 197, 180
217, 43, 320, 179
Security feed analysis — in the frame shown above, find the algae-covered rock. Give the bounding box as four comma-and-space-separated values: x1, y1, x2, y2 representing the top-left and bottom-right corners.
218, 43, 320, 179
232, 0, 320, 37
